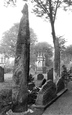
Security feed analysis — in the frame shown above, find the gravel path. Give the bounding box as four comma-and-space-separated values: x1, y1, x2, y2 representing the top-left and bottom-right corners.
43, 81, 72, 115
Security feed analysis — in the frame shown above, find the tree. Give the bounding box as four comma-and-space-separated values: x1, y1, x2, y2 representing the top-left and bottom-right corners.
34, 42, 53, 67
31, 0, 64, 83
0, 23, 18, 57
0, 23, 37, 57
4, 0, 17, 7
63, 45, 72, 63
58, 44, 72, 69
65, 45, 72, 55
63, 0, 72, 11
58, 37, 66, 58
3, 0, 71, 83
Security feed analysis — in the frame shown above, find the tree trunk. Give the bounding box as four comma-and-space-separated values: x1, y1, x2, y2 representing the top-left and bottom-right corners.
12, 3, 30, 111
50, 22, 60, 83
53, 38, 60, 83
49, 9, 60, 83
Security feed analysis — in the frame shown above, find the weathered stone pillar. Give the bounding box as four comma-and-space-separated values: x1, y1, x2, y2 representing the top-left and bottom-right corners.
12, 3, 30, 112
0, 66, 4, 82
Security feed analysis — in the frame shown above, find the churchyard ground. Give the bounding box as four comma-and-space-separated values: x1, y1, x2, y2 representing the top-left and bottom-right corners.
1, 73, 72, 115
43, 81, 72, 115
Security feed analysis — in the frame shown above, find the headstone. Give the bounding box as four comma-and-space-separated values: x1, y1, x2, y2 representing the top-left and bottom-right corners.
0, 66, 4, 82
39, 78, 46, 88
12, 3, 30, 112
47, 68, 53, 81
36, 80, 56, 105
37, 74, 44, 80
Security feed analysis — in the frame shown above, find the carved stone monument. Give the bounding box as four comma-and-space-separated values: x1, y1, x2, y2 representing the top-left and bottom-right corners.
12, 3, 30, 112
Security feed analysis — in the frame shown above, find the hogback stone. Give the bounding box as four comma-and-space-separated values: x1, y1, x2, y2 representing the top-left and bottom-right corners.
36, 80, 56, 105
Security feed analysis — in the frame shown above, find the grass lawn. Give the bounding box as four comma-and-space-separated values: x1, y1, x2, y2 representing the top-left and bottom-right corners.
0, 73, 13, 91
4, 73, 13, 81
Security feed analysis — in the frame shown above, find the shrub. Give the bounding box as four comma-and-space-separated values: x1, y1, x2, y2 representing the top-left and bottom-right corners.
27, 74, 34, 83
28, 82, 35, 91
0, 89, 12, 113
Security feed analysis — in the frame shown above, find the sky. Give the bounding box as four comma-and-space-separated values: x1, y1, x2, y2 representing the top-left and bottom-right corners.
0, 0, 72, 46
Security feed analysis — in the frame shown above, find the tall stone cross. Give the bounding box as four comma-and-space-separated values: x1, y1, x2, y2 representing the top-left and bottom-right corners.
12, 3, 30, 110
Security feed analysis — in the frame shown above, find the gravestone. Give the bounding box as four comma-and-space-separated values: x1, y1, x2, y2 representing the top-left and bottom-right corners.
39, 78, 46, 88
47, 68, 53, 81
0, 66, 4, 82
37, 74, 44, 80
36, 80, 56, 106
12, 3, 30, 112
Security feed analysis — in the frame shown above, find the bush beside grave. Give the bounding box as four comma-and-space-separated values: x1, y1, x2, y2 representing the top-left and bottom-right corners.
28, 82, 35, 91
0, 89, 12, 113
27, 74, 34, 83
